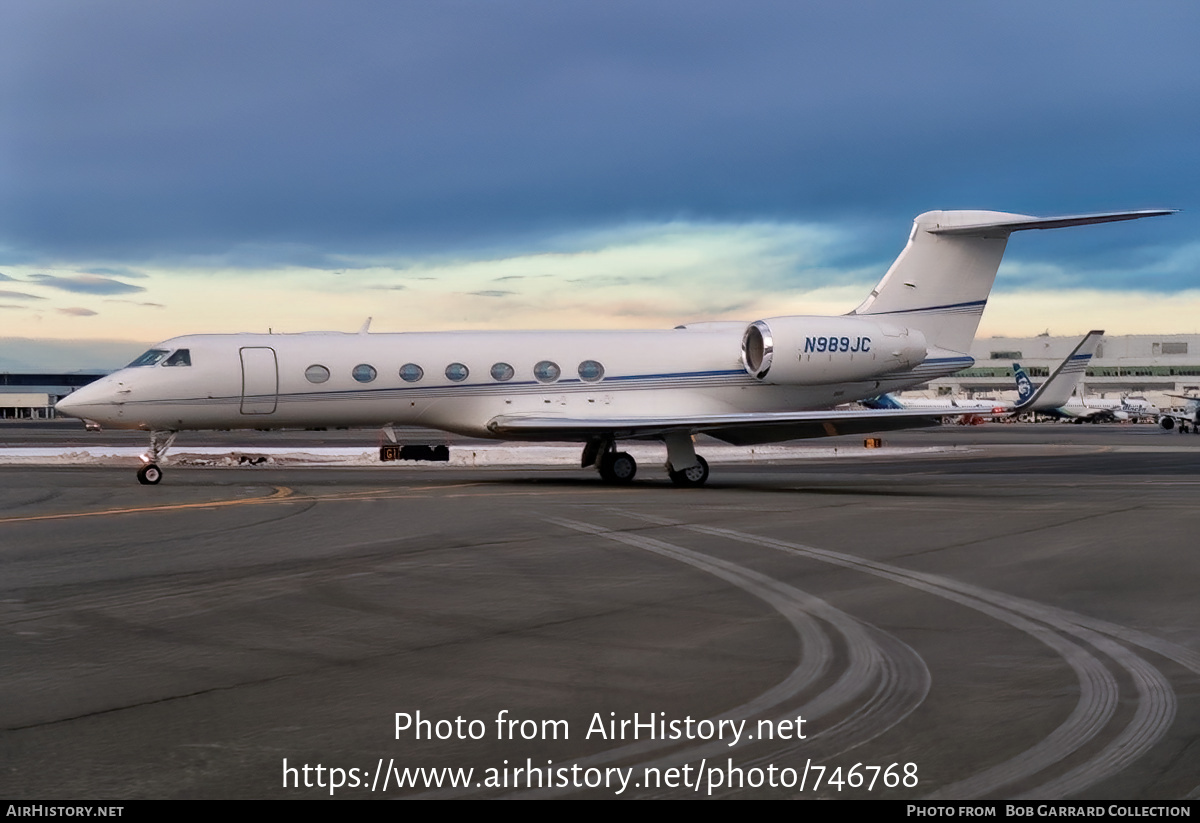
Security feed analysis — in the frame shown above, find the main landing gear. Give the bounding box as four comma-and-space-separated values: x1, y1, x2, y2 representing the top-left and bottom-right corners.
599, 450, 638, 483
581, 433, 710, 487
137, 431, 177, 485
583, 436, 637, 483
668, 455, 709, 487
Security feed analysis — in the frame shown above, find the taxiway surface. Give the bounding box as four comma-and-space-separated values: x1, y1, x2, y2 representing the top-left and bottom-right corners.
1, 424, 1198, 799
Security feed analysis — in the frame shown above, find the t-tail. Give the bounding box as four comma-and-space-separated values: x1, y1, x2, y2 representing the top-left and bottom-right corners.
1011, 330, 1105, 413
850, 210, 1173, 357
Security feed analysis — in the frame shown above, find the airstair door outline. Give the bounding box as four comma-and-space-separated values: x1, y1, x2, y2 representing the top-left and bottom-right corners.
240, 347, 278, 414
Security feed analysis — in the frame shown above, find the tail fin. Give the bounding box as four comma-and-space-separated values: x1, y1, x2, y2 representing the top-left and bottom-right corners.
861, 393, 905, 410
1013, 364, 1035, 403
850, 210, 1173, 355
1012, 330, 1104, 413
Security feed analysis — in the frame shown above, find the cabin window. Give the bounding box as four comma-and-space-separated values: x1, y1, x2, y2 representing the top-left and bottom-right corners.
305, 364, 330, 383
533, 360, 561, 383
163, 349, 192, 367
491, 362, 515, 382
578, 360, 604, 382
445, 363, 469, 382
399, 363, 424, 382
127, 349, 169, 367
352, 364, 377, 383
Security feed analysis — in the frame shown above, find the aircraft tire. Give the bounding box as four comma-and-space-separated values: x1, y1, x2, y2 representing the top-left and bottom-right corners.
599, 452, 637, 484
669, 455, 709, 487
137, 464, 163, 485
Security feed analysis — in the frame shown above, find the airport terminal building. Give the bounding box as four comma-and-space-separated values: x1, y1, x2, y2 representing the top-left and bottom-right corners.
0, 373, 106, 419
929, 333, 1200, 399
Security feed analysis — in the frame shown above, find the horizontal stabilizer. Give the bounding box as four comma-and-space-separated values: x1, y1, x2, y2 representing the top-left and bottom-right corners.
928, 210, 1175, 237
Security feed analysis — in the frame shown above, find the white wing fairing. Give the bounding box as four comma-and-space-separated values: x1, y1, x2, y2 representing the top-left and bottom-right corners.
54, 208, 1173, 486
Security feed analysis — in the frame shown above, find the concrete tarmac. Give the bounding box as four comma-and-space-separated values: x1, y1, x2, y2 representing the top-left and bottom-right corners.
1, 424, 1198, 799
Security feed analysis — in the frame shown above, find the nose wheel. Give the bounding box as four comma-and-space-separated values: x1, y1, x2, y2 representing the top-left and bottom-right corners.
137, 464, 163, 485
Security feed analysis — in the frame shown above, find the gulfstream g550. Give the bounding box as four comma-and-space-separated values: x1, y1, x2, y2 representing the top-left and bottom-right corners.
56, 209, 1172, 485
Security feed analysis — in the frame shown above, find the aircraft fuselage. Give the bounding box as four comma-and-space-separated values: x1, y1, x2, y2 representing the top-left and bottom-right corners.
57, 326, 962, 438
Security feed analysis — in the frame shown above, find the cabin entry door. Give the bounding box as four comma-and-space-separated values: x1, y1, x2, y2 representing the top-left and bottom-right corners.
239, 347, 278, 414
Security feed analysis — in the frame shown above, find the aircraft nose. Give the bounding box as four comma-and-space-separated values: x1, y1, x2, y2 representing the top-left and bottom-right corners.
54, 393, 82, 417
55, 388, 99, 419
55, 378, 120, 421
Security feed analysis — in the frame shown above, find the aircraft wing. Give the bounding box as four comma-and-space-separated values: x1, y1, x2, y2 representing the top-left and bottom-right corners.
488, 407, 951, 446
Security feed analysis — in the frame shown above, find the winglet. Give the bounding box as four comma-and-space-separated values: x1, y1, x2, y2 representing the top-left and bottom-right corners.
358, 317, 373, 334
1011, 330, 1105, 413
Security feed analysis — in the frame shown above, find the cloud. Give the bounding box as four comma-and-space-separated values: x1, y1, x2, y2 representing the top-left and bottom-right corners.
57, 307, 98, 316
85, 266, 149, 279
0, 337, 144, 371
0, 289, 46, 300
104, 299, 166, 308
26, 274, 146, 295
468, 290, 515, 298
1, 3, 1197, 269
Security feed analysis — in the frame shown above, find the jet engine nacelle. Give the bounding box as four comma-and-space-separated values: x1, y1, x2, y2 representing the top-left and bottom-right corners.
741, 316, 927, 384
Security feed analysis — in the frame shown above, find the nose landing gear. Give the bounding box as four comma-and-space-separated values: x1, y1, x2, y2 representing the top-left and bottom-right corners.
137, 431, 177, 485
136, 463, 163, 485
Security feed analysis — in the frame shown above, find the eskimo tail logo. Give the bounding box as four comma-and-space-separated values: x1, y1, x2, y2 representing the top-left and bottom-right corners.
1014, 366, 1033, 401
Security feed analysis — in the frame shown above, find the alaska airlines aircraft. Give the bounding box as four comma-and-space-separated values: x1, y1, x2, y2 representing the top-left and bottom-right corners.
55, 209, 1172, 486
1009, 330, 1109, 415
1012, 335, 1159, 422
863, 330, 1105, 417
1157, 395, 1200, 432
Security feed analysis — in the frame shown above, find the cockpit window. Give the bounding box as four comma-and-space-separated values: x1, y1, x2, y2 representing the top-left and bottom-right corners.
127, 349, 169, 367
163, 349, 192, 367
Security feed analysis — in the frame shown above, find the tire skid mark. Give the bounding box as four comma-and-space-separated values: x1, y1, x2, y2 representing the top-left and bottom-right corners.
754, 624, 932, 767
627, 513, 1176, 800
493, 516, 928, 799
623, 513, 1118, 798
1019, 635, 1175, 798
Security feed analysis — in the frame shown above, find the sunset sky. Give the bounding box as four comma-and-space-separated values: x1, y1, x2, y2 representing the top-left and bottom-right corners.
2, 2, 1197, 371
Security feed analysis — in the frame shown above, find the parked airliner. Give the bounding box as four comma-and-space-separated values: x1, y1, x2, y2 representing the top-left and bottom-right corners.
1013, 354, 1159, 422
863, 330, 1105, 418
55, 209, 1172, 485
1158, 395, 1200, 432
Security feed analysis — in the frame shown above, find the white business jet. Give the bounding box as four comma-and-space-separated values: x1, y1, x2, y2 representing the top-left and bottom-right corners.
55, 209, 1172, 486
